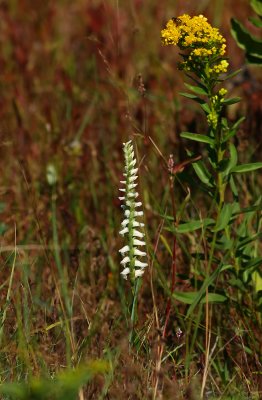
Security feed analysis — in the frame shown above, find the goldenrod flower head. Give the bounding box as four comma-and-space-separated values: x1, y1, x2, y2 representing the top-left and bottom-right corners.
119, 141, 147, 281
209, 60, 229, 74
218, 88, 228, 97
207, 110, 218, 128
161, 14, 229, 77
161, 15, 225, 49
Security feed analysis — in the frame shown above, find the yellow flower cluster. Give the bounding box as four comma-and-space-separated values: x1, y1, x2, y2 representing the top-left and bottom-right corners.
209, 60, 229, 74
161, 14, 228, 77
207, 110, 218, 128
218, 88, 228, 97
161, 15, 225, 51
207, 88, 228, 128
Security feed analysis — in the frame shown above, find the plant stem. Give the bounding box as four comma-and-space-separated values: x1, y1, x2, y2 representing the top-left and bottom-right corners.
129, 278, 141, 346
201, 88, 226, 398
51, 188, 71, 318
0, 226, 17, 347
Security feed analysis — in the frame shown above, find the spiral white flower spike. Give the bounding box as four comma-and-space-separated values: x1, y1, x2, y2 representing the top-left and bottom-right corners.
119, 140, 147, 281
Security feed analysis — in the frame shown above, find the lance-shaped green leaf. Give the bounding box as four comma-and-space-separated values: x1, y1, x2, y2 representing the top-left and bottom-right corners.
200, 103, 211, 114
222, 68, 242, 81
170, 218, 215, 234
0, 223, 8, 236
237, 232, 262, 251
179, 92, 200, 100
230, 175, 239, 199
245, 257, 262, 270
222, 143, 238, 178
232, 195, 261, 217
231, 18, 262, 63
181, 132, 214, 146
222, 97, 241, 106
249, 17, 262, 28
232, 116, 246, 131
184, 83, 208, 96
246, 53, 262, 64
185, 73, 209, 91
185, 149, 214, 187
231, 162, 262, 173
212, 203, 234, 232
179, 92, 207, 109
191, 159, 214, 187
185, 264, 226, 318
173, 291, 227, 304
215, 235, 234, 250
223, 116, 245, 142
251, 0, 262, 16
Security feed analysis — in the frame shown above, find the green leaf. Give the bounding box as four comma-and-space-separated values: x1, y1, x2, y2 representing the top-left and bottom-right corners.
251, 0, 262, 16
222, 130, 236, 142
246, 53, 262, 64
222, 143, 238, 177
200, 103, 211, 114
253, 271, 262, 293
229, 175, 239, 199
237, 232, 262, 250
215, 235, 234, 250
184, 83, 208, 96
191, 159, 214, 187
221, 264, 233, 272
0, 223, 8, 235
249, 17, 262, 28
231, 162, 262, 173
231, 18, 262, 63
179, 92, 199, 99
160, 235, 173, 256
0, 361, 109, 400
222, 97, 241, 106
174, 218, 214, 233
186, 265, 226, 318
245, 257, 262, 270
232, 116, 245, 131
185, 73, 209, 92
0, 202, 6, 213
193, 164, 213, 187
0, 384, 25, 398
233, 203, 262, 216
179, 92, 207, 107
173, 291, 227, 304
223, 116, 245, 141
185, 149, 214, 188
180, 132, 214, 146
223, 117, 246, 143
222, 68, 242, 81
221, 117, 229, 130
228, 278, 247, 291
213, 203, 234, 232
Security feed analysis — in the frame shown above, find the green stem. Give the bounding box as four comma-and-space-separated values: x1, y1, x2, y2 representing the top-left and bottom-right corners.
51, 187, 71, 318
201, 87, 226, 398
129, 278, 142, 346
0, 232, 17, 347
51, 188, 73, 366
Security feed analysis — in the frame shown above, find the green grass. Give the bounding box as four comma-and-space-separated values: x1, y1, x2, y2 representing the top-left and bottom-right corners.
0, 0, 261, 399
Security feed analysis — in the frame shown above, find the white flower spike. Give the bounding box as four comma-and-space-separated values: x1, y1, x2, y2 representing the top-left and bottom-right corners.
119, 245, 130, 254
119, 140, 147, 281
